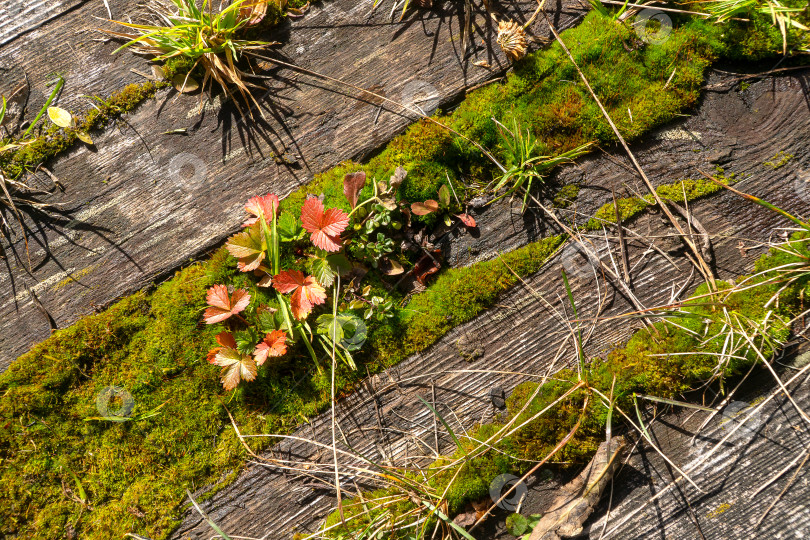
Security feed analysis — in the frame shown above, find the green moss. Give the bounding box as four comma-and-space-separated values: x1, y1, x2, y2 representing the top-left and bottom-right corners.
0, 232, 566, 539
3, 7, 808, 539
585, 171, 737, 229
0, 80, 169, 180
553, 184, 580, 208
369, 236, 565, 368
763, 150, 794, 169
324, 233, 810, 538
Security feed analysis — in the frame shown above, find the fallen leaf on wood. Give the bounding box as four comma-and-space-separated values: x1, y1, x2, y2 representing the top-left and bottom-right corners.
172, 73, 200, 93
76, 131, 94, 145
47, 107, 74, 128
413, 249, 442, 285
529, 436, 627, 540
384, 259, 404, 275
456, 213, 476, 227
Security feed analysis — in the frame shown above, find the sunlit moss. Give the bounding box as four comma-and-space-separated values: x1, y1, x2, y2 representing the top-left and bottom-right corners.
324, 233, 810, 538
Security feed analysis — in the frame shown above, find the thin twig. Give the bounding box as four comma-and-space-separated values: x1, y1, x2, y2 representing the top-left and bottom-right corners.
542, 14, 717, 290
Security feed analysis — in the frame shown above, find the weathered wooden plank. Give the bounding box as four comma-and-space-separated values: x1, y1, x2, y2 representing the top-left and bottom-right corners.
486, 357, 810, 539
582, 359, 810, 539
0, 0, 86, 46
168, 71, 810, 539
0, 0, 589, 368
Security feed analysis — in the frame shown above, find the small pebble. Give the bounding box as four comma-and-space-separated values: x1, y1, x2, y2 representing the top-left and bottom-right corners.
489, 386, 506, 409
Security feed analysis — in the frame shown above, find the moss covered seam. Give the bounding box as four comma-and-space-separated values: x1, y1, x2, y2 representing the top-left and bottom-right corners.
323, 233, 810, 538
1, 7, 806, 539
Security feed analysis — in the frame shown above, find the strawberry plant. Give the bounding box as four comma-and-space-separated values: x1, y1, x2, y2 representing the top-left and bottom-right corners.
410, 183, 476, 228
203, 170, 408, 389
203, 191, 352, 388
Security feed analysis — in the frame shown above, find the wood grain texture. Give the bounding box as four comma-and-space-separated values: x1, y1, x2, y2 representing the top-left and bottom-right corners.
0, 0, 86, 46
0, 0, 589, 369
167, 72, 810, 539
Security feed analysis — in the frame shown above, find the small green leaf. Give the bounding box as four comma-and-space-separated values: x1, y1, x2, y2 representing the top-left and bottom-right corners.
439, 184, 450, 208
316, 314, 344, 343
256, 309, 277, 334
326, 253, 351, 276
47, 106, 74, 128
338, 315, 367, 351
278, 212, 305, 241
308, 257, 336, 288
234, 328, 260, 355
506, 513, 529, 536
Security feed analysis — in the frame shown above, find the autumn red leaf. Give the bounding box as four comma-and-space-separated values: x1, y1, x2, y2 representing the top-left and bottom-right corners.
211, 347, 257, 390
273, 269, 327, 320
226, 223, 266, 271
243, 193, 280, 226
203, 284, 250, 324
343, 171, 367, 209
456, 213, 477, 227
411, 200, 439, 216
206, 331, 237, 363
254, 330, 287, 365
300, 197, 349, 252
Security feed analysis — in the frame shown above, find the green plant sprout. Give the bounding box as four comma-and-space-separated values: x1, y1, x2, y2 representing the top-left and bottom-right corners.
489, 118, 592, 211
703, 0, 809, 53
105, 0, 280, 116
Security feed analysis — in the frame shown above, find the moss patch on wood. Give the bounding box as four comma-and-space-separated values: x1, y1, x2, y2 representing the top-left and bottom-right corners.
584, 168, 738, 230
0, 7, 806, 540
323, 232, 810, 538
1, 81, 168, 180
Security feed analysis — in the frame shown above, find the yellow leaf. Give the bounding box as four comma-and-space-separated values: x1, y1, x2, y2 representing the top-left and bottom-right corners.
47, 107, 74, 128
76, 131, 94, 145
385, 259, 404, 275
172, 74, 200, 93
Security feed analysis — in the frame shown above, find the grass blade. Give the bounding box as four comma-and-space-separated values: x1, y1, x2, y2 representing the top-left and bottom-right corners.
418, 395, 467, 457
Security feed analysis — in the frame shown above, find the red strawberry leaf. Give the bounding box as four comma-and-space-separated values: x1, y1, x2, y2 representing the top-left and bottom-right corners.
300, 198, 349, 252
411, 200, 439, 216
272, 269, 327, 319
243, 193, 279, 226
254, 330, 287, 365
203, 285, 251, 324
456, 213, 477, 227
343, 171, 366, 209
207, 331, 237, 363
211, 347, 257, 390
226, 223, 265, 272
